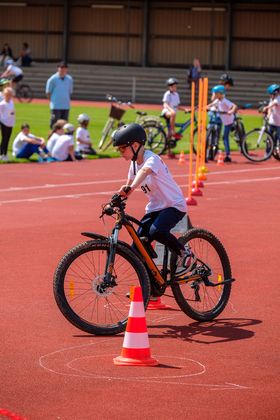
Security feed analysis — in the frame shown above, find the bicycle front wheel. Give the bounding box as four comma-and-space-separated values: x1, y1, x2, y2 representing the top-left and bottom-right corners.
17, 84, 33, 103
54, 240, 151, 335
241, 129, 273, 162
206, 127, 219, 161
171, 228, 232, 322
143, 123, 167, 155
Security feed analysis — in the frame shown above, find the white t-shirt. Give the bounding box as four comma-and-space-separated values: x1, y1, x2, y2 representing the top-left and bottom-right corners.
12, 132, 35, 156
51, 133, 74, 161
47, 132, 60, 154
7, 64, 23, 77
212, 97, 235, 126
0, 98, 15, 127
162, 90, 180, 112
128, 150, 187, 214
268, 96, 280, 127
75, 127, 91, 152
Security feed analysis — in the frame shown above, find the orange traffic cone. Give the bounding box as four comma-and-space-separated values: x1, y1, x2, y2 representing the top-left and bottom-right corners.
178, 150, 185, 165
147, 296, 173, 310
217, 150, 224, 166
113, 286, 159, 366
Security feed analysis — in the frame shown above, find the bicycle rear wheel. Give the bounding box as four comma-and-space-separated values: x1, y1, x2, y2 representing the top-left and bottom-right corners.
16, 84, 33, 103
241, 129, 273, 162
142, 123, 167, 155
171, 228, 232, 322
53, 240, 151, 335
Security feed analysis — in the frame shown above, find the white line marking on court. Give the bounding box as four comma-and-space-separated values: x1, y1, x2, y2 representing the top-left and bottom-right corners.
39, 343, 249, 389
0, 165, 279, 193
0, 175, 279, 205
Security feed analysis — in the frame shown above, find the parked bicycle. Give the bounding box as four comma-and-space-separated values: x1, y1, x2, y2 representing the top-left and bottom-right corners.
53, 192, 235, 336
241, 102, 280, 162
98, 95, 159, 152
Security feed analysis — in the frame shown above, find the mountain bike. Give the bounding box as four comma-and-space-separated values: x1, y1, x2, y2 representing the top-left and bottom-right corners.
142, 111, 198, 156
241, 102, 280, 162
98, 94, 159, 152
53, 192, 235, 336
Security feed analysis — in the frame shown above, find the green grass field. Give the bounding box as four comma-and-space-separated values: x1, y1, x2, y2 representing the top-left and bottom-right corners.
1, 101, 263, 163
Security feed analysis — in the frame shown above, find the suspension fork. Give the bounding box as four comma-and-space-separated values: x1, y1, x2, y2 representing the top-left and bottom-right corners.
103, 227, 120, 281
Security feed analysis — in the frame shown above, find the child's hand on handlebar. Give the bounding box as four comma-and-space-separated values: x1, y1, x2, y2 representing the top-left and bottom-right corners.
118, 185, 132, 197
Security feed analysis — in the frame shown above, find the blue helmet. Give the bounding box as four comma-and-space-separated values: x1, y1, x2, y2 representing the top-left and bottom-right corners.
212, 85, 226, 94
267, 84, 280, 95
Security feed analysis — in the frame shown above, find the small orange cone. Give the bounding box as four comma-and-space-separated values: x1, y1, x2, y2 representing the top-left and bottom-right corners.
113, 286, 159, 366
217, 150, 224, 166
147, 296, 173, 310
178, 150, 185, 165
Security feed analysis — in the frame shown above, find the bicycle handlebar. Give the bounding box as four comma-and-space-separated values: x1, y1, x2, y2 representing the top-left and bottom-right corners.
100, 193, 127, 217
105, 94, 134, 109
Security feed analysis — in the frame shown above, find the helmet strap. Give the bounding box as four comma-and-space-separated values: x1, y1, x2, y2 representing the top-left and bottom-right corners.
129, 143, 142, 175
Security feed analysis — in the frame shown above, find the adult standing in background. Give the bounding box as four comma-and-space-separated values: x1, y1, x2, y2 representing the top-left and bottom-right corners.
45, 62, 73, 129
187, 58, 202, 90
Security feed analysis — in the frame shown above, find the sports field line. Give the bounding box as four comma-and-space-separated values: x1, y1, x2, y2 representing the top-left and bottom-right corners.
1, 175, 280, 205
0, 165, 279, 194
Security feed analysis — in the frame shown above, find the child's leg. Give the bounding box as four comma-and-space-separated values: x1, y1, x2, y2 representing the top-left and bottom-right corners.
16, 143, 40, 159
223, 124, 232, 157
148, 207, 186, 256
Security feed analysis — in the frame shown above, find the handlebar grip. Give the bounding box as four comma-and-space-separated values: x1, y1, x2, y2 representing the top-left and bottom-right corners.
123, 186, 131, 194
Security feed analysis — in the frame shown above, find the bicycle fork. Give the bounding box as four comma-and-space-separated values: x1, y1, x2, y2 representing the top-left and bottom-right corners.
99, 227, 119, 291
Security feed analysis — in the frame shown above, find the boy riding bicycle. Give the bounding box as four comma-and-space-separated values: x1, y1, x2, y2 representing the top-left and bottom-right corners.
161, 77, 187, 158
112, 122, 196, 277
0, 59, 23, 89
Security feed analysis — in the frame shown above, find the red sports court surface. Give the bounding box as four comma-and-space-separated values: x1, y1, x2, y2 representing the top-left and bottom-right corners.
1, 153, 279, 419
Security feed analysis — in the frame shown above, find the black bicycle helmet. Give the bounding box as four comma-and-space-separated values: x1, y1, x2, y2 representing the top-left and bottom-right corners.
166, 77, 178, 86
219, 73, 234, 87
112, 123, 146, 147
112, 123, 146, 174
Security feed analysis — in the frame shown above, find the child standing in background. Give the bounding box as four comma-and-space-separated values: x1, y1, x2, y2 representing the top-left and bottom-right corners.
207, 85, 237, 163
0, 87, 15, 161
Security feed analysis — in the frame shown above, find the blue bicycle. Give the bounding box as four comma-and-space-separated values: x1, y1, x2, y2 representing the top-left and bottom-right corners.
143, 111, 198, 155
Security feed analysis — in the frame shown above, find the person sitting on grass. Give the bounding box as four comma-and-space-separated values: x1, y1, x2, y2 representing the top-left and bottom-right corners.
75, 113, 97, 158
51, 123, 81, 162
12, 123, 49, 161
46, 119, 66, 155
207, 85, 237, 163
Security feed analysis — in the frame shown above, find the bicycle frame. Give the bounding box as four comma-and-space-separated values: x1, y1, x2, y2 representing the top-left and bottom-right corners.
110, 212, 166, 286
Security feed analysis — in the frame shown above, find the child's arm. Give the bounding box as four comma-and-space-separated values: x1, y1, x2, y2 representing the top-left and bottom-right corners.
227, 102, 238, 115
119, 167, 152, 196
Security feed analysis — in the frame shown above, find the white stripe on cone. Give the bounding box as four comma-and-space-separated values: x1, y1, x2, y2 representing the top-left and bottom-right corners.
123, 332, 150, 349
128, 301, 146, 318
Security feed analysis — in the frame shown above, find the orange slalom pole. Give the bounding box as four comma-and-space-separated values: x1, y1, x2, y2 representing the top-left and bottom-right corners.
192, 78, 203, 196
186, 81, 197, 205
199, 77, 209, 175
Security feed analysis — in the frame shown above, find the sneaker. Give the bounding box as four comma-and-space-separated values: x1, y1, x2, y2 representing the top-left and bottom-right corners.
175, 247, 197, 277
223, 155, 232, 163
1, 154, 8, 162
